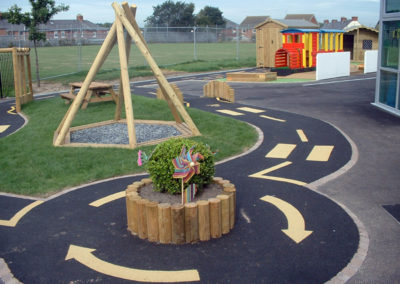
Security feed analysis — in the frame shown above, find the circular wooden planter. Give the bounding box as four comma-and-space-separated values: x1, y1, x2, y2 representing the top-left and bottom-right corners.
125, 177, 236, 244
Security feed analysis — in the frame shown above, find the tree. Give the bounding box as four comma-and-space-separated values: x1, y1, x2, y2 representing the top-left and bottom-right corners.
145, 0, 195, 27
195, 6, 225, 27
5, 0, 69, 87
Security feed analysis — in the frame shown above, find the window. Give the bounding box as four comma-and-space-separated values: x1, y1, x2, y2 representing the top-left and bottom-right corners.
381, 21, 400, 69
386, 0, 400, 13
54, 31, 58, 38
92, 32, 97, 38
379, 70, 398, 107
73, 32, 77, 38
363, 40, 373, 50
61, 31, 65, 38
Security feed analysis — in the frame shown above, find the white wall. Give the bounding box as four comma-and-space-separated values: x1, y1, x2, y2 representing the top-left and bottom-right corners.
364, 50, 378, 73
316, 52, 350, 81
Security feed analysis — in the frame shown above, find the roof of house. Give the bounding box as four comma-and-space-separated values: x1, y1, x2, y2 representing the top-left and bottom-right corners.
345, 25, 379, 33
321, 20, 352, 30
224, 18, 238, 28
284, 14, 316, 23
0, 19, 25, 31
255, 18, 319, 29
239, 16, 270, 28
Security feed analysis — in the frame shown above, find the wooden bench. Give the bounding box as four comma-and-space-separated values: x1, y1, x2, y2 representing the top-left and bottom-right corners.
61, 82, 118, 109
226, 72, 277, 82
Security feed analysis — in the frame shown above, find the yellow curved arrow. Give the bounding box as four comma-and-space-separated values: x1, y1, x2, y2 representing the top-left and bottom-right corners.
249, 161, 307, 186
0, 200, 44, 227
65, 244, 200, 282
260, 195, 312, 243
7, 106, 17, 115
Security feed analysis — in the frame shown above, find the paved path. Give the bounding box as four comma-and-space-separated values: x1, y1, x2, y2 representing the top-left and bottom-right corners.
1, 71, 398, 283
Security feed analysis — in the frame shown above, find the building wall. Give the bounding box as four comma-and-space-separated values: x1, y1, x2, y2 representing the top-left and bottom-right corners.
346, 29, 379, 61
256, 21, 284, 67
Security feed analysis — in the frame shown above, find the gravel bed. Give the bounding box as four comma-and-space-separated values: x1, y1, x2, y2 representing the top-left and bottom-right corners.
70, 123, 182, 144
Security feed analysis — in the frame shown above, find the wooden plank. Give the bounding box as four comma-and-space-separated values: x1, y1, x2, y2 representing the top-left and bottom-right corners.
54, 23, 117, 146
112, 2, 200, 136
26, 54, 33, 101
12, 48, 21, 112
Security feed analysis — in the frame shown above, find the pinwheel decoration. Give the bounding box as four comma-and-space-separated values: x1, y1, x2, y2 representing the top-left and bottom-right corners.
172, 146, 204, 204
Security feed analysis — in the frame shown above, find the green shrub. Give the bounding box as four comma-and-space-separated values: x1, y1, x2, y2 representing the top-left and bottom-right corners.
146, 138, 215, 195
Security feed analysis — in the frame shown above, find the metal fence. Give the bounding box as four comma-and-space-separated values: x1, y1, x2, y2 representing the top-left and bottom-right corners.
0, 26, 256, 81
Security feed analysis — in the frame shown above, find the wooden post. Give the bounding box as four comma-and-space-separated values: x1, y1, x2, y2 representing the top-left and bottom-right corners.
197, 200, 210, 241
158, 203, 172, 244
54, 24, 117, 146
127, 194, 140, 235
217, 195, 230, 234
112, 2, 200, 136
12, 48, 21, 112
26, 52, 33, 98
171, 204, 185, 244
185, 202, 199, 243
209, 198, 221, 238
146, 201, 159, 242
223, 184, 236, 229
138, 198, 149, 239
116, 13, 137, 148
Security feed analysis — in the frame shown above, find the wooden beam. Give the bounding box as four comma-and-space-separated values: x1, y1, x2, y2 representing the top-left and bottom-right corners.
112, 2, 200, 136
54, 24, 117, 146
116, 12, 137, 148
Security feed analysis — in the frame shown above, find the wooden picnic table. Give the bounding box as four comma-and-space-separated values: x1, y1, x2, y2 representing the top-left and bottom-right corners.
61, 82, 118, 109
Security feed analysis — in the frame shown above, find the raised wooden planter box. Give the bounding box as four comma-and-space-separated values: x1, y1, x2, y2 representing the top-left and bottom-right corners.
227, 72, 277, 82
125, 177, 236, 244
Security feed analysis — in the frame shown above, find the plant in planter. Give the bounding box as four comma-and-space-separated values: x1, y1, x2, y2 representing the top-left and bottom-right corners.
145, 138, 215, 195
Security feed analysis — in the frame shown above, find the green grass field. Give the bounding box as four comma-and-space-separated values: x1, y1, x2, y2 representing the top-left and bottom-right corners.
32, 42, 256, 80
0, 95, 258, 196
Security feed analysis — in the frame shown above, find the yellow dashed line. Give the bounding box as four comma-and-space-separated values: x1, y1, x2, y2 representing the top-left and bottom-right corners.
216, 109, 244, 116
306, 145, 334, 162
266, 143, 297, 159
0, 125, 10, 133
249, 161, 307, 186
260, 114, 286, 122
237, 107, 265, 113
296, 129, 308, 142
89, 191, 125, 207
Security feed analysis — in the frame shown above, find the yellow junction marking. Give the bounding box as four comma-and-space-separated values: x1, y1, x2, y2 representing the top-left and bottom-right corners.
89, 191, 125, 207
236, 107, 265, 113
260, 195, 313, 243
296, 129, 308, 142
0, 200, 44, 227
249, 161, 307, 186
259, 114, 286, 123
266, 143, 297, 159
0, 125, 10, 133
306, 145, 334, 162
7, 106, 17, 115
65, 245, 200, 282
216, 109, 244, 116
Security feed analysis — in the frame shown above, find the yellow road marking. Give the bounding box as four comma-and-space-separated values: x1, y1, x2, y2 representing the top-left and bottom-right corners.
7, 106, 17, 115
0, 200, 44, 227
260, 195, 313, 243
266, 143, 297, 159
216, 109, 244, 116
89, 191, 125, 207
65, 245, 200, 282
306, 145, 334, 162
249, 161, 307, 186
0, 125, 10, 133
236, 107, 265, 113
260, 114, 286, 122
296, 129, 308, 142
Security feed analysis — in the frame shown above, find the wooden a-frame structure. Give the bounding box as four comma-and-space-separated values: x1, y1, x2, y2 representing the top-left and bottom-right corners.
53, 2, 200, 149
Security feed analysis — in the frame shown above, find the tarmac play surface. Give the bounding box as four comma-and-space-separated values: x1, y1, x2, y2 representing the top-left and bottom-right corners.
0, 73, 365, 283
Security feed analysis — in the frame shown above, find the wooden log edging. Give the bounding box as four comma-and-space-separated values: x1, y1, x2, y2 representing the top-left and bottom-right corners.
125, 177, 236, 244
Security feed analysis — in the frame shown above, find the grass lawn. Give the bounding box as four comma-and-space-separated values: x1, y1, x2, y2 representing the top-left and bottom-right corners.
0, 95, 258, 196
32, 42, 256, 80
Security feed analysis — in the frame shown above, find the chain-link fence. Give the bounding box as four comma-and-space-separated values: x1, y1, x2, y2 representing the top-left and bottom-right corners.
0, 26, 256, 81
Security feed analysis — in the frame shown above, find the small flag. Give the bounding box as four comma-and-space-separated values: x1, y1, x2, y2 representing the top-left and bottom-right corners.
185, 184, 197, 203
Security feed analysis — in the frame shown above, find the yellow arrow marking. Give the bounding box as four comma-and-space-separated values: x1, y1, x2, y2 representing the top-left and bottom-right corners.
65, 245, 200, 282
0, 125, 10, 133
216, 109, 244, 116
0, 200, 44, 227
260, 195, 313, 243
306, 145, 334, 162
266, 143, 297, 159
259, 114, 286, 122
296, 129, 308, 142
89, 191, 125, 207
236, 107, 265, 113
249, 161, 307, 186
7, 106, 17, 115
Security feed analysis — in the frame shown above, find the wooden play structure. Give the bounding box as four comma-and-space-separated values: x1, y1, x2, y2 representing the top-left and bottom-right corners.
0, 48, 33, 112
53, 2, 200, 149
275, 29, 344, 69
226, 71, 277, 82
61, 82, 118, 109
156, 83, 183, 104
203, 81, 235, 103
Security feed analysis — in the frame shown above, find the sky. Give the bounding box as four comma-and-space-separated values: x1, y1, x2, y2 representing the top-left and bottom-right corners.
0, 0, 381, 28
